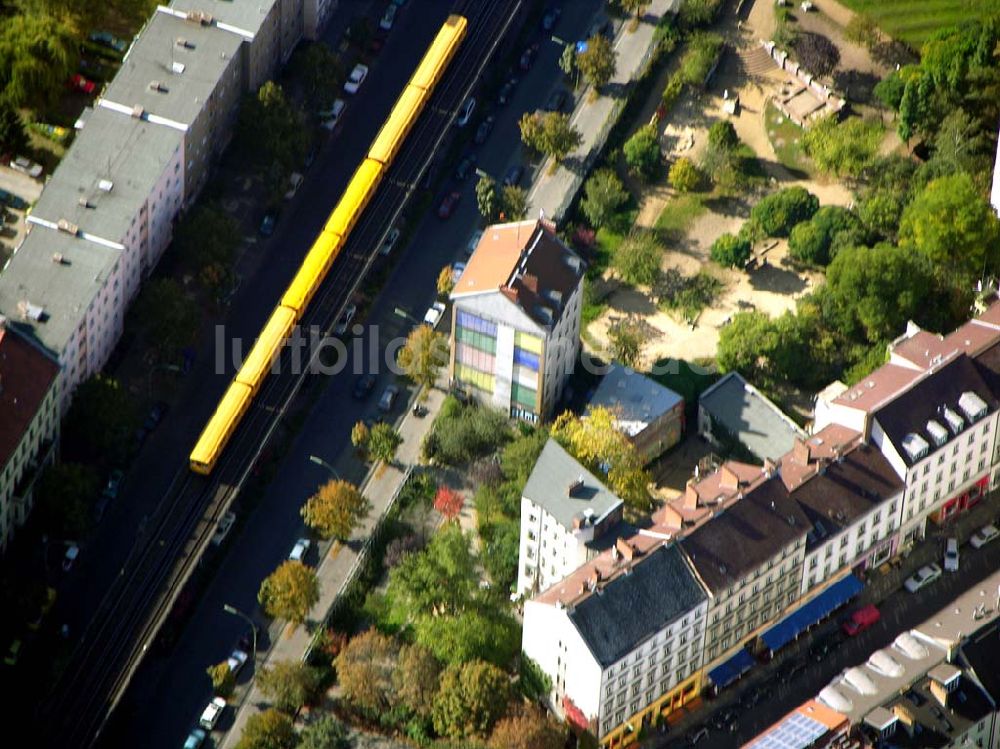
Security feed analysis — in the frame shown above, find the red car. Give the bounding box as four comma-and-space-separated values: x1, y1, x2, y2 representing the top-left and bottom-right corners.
842, 604, 880, 636
68, 74, 96, 95
437, 191, 461, 219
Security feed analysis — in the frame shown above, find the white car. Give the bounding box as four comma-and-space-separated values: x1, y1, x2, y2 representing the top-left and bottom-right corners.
379, 4, 397, 30
904, 563, 942, 593
465, 229, 483, 257
9, 156, 42, 178
211, 511, 236, 547
970, 523, 1000, 549
423, 301, 446, 327
344, 64, 369, 94
456, 97, 476, 127
334, 303, 358, 335
943, 537, 959, 572
379, 227, 401, 256
199, 696, 227, 730
63, 544, 80, 572
226, 649, 249, 676
289, 538, 311, 563
284, 172, 303, 200
320, 98, 346, 131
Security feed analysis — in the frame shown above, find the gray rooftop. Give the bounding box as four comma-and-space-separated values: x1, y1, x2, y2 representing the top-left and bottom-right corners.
699, 372, 806, 462
588, 364, 683, 437
102, 9, 243, 127
522, 439, 622, 530
31, 106, 181, 243
170, 0, 278, 38
0, 228, 121, 358
568, 544, 707, 667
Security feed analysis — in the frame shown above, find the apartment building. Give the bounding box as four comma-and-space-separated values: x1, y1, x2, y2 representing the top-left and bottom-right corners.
586, 364, 684, 464
0, 325, 60, 553
522, 540, 708, 748
516, 439, 624, 597
450, 219, 584, 422
744, 700, 850, 749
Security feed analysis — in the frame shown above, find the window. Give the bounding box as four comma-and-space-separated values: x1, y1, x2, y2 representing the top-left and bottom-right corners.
873, 511, 881, 524
840, 536, 849, 549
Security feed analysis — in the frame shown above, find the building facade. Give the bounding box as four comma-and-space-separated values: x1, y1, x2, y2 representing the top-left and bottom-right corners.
450, 220, 584, 423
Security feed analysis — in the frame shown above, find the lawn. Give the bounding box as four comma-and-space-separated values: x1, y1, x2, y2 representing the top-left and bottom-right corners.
654, 193, 708, 241
764, 102, 811, 176
839, 0, 1000, 46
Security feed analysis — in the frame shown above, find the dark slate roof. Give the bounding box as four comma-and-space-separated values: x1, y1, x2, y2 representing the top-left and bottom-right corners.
680, 476, 809, 593
568, 544, 707, 668
873, 354, 999, 467
959, 620, 1000, 705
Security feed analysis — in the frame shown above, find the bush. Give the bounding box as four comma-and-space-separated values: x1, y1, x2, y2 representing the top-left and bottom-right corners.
749, 187, 819, 237
802, 116, 883, 178
423, 398, 512, 465
709, 233, 752, 268
669, 157, 701, 192
678, 0, 723, 29
613, 231, 663, 286
623, 124, 661, 180
788, 221, 826, 265
794, 33, 840, 77
679, 32, 724, 87
581, 169, 629, 229
660, 74, 683, 113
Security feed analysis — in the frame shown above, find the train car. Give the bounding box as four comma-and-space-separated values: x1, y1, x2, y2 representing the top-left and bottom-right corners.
368, 85, 430, 165
235, 305, 297, 393
282, 231, 342, 317
323, 159, 384, 239
409, 14, 468, 92
190, 381, 253, 475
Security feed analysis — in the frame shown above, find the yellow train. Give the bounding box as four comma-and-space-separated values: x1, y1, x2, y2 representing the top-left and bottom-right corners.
189, 15, 468, 475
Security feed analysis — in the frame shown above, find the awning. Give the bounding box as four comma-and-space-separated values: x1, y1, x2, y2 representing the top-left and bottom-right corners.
761, 575, 863, 652
708, 648, 755, 688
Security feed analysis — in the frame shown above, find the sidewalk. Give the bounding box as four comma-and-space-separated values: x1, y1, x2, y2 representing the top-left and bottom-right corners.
220, 383, 446, 747
527, 0, 679, 222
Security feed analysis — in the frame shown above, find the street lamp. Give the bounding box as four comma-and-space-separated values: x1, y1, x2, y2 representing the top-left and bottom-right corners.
393, 307, 419, 324
308, 454, 340, 478
474, 167, 492, 181
222, 603, 256, 665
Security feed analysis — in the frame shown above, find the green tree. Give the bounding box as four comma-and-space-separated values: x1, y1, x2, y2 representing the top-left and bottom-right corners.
749, 187, 819, 237
415, 606, 521, 667
476, 173, 499, 221
707, 120, 739, 151
394, 643, 442, 718
0, 13, 77, 108
173, 204, 241, 291
501, 184, 529, 221
301, 479, 369, 540
678, 0, 722, 28
788, 205, 864, 265
236, 81, 308, 189
62, 375, 136, 468
206, 662, 235, 698
577, 34, 617, 91
623, 124, 661, 179
519, 111, 582, 165
258, 561, 319, 624
0, 101, 28, 154
801, 116, 883, 178
423, 399, 512, 465
558, 43, 577, 82
386, 524, 478, 622
335, 628, 399, 714
34, 462, 99, 538
613, 230, 661, 286
297, 715, 350, 749
398, 324, 448, 393
295, 43, 343, 108
488, 703, 565, 749
368, 422, 403, 465
931, 109, 990, 176
234, 709, 297, 749
257, 660, 321, 714
845, 13, 879, 48
137, 279, 198, 358
432, 660, 511, 738
581, 169, 628, 229
709, 232, 751, 268
608, 316, 644, 367
679, 32, 724, 86
668, 157, 701, 192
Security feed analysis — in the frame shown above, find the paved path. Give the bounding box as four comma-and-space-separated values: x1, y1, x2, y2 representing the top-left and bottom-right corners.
527, 0, 679, 222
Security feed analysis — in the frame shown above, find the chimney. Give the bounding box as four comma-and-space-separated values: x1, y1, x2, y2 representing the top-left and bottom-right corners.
763, 458, 777, 477
891, 704, 916, 737
929, 678, 950, 709
683, 480, 699, 510
719, 465, 739, 490
659, 505, 683, 530
522, 273, 539, 293
793, 438, 811, 464
567, 477, 585, 497
587, 569, 601, 591
615, 537, 635, 562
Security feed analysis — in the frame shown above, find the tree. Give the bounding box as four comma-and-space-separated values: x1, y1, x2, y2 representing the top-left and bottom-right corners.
257, 660, 321, 714
258, 561, 319, 624
173, 204, 241, 291
580, 169, 628, 229
873, 73, 906, 111
489, 703, 565, 749
434, 486, 464, 521
422, 399, 512, 465
608, 316, 644, 367
709, 232, 751, 268
207, 662, 235, 698
558, 43, 577, 82
845, 13, 879, 48
0, 101, 27, 154
295, 43, 343, 108
679, 32, 724, 86
301, 479, 369, 541
577, 34, 617, 91
137, 279, 198, 358
678, 0, 723, 29
437, 265, 456, 297
668, 157, 701, 192
707, 120, 739, 151
613, 230, 662, 286
398, 324, 448, 393
368, 422, 402, 465
350, 420, 369, 449
620, 0, 651, 22
62, 375, 136, 468
335, 628, 399, 714
519, 111, 582, 165
501, 185, 528, 220
432, 660, 511, 738
793, 33, 840, 77
297, 715, 350, 749
234, 709, 297, 749
0, 13, 77, 108
749, 187, 819, 237
476, 173, 499, 221
932, 109, 990, 176
623, 124, 661, 179
386, 524, 478, 621
236, 81, 308, 188
788, 206, 865, 266
33, 462, 99, 538
801, 116, 882, 178
394, 644, 442, 718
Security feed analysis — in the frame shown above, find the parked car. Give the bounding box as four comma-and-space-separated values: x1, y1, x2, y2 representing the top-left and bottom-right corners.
89, 30, 127, 53
456, 97, 476, 127
226, 648, 249, 676
904, 563, 942, 592
454, 154, 477, 181
320, 99, 346, 131
423, 302, 446, 327
944, 537, 959, 572
452, 261, 467, 283
284, 172, 304, 200
519, 43, 539, 71
465, 229, 483, 257
970, 523, 1000, 549
379, 4, 397, 30
68, 74, 96, 95
379, 227, 401, 256
144, 401, 169, 431
344, 64, 369, 94
9, 156, 42, 178
502, 164, 524, 187
687, 726, 709, 745
842, 604, 881, 636
289, 538, 311, 563
497, 78, 517, 106
437, 191, 461, 219
103, 469, 124, 500
63, 544, 80, 572
352, 374, 377, 400
211, 511, 236, 546
474, 115, 496, 145
711, 710, 737, 732
199, 696, 227, 730
3, 639, 21, 666
333, 303, 358, 335
259, 211, 277, 236
183, 727, 207, 749
544, 88, 568, 112
541, 6, 562, 31
378, 384, 400, 412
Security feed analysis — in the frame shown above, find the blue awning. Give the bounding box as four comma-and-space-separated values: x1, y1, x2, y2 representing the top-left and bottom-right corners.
761, 575, 863, 653
708, 648, 755, 688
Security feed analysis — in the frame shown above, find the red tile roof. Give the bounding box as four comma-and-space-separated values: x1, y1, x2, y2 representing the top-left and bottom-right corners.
0, 327, 59, 470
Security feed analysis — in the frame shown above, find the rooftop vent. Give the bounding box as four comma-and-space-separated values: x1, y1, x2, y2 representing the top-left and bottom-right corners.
186, 10, 214, 25
568, 477, 585, 497
941, 406, 964, 434
959, 391, 988, 422
171, 61, 186, 75
51, 253, 65, 265
77, 197, 92, 209
901, 432, 929, 462
926, 420, 948, 447
57, 218, 79, 236
17, 301, 45, 322
98, 179, 113, 192
148, 81, 166, 93
131, 104, 145, 119
175, 37, 191, 48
